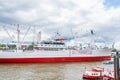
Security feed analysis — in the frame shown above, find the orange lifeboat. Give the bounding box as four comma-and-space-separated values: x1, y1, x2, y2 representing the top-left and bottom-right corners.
55, 38, 65, 41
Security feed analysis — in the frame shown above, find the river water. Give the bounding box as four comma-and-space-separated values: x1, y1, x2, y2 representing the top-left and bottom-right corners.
0, 61, 113, 80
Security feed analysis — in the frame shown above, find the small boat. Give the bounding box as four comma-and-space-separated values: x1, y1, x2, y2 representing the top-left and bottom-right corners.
83, 67, 115, 80
83, 66, 104, 79
102, 58, 114, 64
103, 60, 114, 64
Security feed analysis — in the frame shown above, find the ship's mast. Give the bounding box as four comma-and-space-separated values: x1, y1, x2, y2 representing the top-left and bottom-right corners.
17, 24, 20, 50
90, 30, 95, 49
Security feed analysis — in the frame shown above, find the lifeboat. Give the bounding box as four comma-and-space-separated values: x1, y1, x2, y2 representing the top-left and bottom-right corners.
55, 38, 65, 41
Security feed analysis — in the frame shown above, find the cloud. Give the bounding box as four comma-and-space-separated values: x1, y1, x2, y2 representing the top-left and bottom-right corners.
0, 0, 120, 43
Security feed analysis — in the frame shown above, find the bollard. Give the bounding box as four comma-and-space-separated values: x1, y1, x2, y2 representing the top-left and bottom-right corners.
114, 51, 120, 80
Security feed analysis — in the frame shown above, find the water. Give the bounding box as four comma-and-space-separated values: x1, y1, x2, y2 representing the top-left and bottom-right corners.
0, 61, 113, 80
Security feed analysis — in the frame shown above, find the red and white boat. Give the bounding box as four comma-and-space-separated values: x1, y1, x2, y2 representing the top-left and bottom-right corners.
0, 37, 111, 63
0, 44, 111, 62
0, 26, 111, 62
83, 66, 104, 79
83, 66, 115, 80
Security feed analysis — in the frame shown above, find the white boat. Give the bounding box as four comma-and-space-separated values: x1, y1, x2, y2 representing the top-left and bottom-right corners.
0, 40, 111, 62
103, 58, 114, 64
0, 25, 111, 62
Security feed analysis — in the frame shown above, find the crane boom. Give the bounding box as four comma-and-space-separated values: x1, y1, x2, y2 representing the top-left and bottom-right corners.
2, 26, 13, 41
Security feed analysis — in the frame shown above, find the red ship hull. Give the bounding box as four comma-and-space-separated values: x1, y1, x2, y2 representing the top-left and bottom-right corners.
0, 56, 111, 62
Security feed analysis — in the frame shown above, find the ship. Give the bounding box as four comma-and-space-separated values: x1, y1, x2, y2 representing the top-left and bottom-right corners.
0, 25, 111, 62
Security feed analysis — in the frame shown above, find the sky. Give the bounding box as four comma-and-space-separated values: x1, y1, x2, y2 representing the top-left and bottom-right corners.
0, 0, 120, 44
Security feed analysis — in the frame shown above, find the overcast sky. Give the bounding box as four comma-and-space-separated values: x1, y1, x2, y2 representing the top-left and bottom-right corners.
0, 0, 120, 43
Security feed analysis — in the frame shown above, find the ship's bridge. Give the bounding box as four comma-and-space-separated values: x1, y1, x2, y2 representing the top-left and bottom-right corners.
34, 40, 67, 51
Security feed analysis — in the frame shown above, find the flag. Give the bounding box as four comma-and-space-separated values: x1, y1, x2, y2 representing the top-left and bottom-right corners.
91, 30, 94, 35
